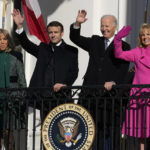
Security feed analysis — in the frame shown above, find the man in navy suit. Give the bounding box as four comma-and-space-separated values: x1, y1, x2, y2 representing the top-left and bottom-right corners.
70, 10, 130, 150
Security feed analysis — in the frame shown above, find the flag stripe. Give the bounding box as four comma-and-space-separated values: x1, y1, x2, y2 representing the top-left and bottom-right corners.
21, 0, 49, 43
25, 0, 41, 18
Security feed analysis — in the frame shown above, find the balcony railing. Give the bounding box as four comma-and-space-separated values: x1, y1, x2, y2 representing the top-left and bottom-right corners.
0, 85, 150, 150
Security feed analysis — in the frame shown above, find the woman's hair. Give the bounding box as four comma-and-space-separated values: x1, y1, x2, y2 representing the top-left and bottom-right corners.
138, 23, 150, 48
0, 29, 14, 52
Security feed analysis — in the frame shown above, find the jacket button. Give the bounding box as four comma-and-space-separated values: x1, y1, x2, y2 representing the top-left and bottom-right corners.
98, 68, 102, 72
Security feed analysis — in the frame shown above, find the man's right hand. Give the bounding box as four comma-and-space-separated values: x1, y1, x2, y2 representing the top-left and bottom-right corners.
12, 9, 24, 29
74, 10, 87, 27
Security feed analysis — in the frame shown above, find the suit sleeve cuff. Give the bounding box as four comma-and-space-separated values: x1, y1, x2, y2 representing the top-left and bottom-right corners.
73, 23, 80, 29
16, 27, 24, 34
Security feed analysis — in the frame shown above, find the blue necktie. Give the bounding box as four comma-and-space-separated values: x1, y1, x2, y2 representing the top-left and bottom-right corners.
105, 39, 109, 50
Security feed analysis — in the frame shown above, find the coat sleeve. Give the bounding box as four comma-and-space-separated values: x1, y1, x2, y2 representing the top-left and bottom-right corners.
69, 24, 92, 52
111, 41, 131, 84
16, 52, 27, 87
114, 39, 136, 62
65, 47, 78, 85
16, 31, 39, 58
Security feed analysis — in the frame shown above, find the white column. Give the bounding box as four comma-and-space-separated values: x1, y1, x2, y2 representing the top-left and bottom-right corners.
0, 0, 14, 31
118, 0, 128, 29
27, 107, 41, 150
5, 0, 14, 32
0, 0, 3, 28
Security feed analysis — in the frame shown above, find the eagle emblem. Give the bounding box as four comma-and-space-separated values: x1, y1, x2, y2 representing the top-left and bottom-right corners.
57, 117, 82, 147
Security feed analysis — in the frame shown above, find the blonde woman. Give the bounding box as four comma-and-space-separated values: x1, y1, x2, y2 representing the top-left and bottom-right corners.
0, 28, 26, 149
114, 24, 150, 150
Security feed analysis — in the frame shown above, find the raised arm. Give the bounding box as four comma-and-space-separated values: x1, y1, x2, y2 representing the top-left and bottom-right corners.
70, 10, 92, 52
114, 26, 135, 62
12, 9, 39, 57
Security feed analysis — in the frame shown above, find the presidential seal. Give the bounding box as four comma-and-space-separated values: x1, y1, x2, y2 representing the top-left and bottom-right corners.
42, 103, 95, 150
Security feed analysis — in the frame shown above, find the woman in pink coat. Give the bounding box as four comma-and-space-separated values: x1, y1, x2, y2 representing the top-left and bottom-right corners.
114, 23, 150, 150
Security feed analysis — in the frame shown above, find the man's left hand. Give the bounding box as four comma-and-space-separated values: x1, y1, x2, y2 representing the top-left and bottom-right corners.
104, 81, 116, 91
53, 83, 67, 92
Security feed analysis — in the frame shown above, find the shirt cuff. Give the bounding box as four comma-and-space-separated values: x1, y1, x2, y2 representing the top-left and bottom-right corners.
73, 23, 80, 29
16, 28, 24, 34
111, 81, 116, 85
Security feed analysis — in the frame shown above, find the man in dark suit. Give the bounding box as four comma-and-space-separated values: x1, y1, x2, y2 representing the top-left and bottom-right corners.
12, 9, 78, 117
12, 9, 78, 91
70, 10, 130, 150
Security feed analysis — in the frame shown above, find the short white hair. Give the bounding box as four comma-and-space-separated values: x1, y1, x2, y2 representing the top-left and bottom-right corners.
101, 15, 117, 26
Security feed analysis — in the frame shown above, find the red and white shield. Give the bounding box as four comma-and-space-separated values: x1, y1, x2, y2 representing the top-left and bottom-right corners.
64, 133, 72, 142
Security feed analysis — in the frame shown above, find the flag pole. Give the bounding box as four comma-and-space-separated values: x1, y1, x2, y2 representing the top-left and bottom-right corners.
2, 0, 6, 29
144, 0, 149, 23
